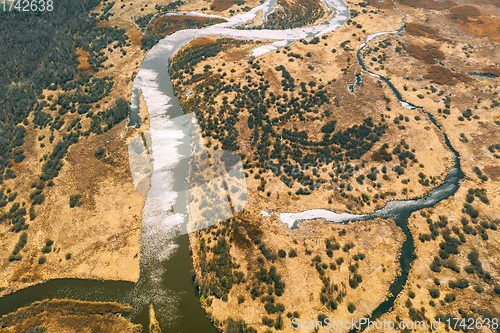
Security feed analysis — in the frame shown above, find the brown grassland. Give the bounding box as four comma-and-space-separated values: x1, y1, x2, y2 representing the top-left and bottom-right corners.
396, 0, 456, 10
0, 299, 141, 332
481, 65, 500, 77
148, 15, 227, 35
211, 0, 238, 12
75, 48, 92, 72
166, 0, 500, 331
423, 65, 472, 85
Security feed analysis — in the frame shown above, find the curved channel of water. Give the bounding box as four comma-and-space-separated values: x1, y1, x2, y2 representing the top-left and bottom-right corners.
0, 1, 463, 332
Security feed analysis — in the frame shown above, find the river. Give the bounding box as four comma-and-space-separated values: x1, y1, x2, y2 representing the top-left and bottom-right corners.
0, 0, 463, 332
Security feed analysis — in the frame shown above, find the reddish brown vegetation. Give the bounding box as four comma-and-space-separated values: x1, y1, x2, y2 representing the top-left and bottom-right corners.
191, 72, 214, 84
76, 47, 92, 72
185, 36, 217, 48
405, 23, 446, 41
210, 0, 236, 11
149, 15, 226, 35
446, 5, 500, 41
407, 43, 445, 64
95, 21, 112, 28
295, 0, 321, 8
264, 0, 324, 28
475, 0, 500, 7
0, 299, 139, 333
372, 148, 391, 162
368, 0, 394, 9
483, 166, 500, 181
396, 0, 455, 10
481, 66, 500, 77
449, 5, 482, 21
424, 65, 472, 85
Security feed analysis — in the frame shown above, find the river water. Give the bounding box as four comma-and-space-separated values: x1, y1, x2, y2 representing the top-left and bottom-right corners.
0, 1, 464, 332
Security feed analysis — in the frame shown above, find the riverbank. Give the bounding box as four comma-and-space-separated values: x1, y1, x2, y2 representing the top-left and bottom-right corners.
0, 299, 141, 333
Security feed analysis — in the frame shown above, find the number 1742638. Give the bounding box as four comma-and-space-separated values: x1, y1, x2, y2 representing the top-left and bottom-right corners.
1, 0, 53, 12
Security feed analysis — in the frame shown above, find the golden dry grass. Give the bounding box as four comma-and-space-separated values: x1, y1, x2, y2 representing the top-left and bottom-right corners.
423, 65, 472, 85
481, 65, 500, 77
185, 36, 218, 48
405, 22, 446, 41
367, 0, 395, 9
95, 20, 112, 28
75, 47, 91, 71
396, 0, 456, 10
294, 0, 321, 8
129, 32, 143, 46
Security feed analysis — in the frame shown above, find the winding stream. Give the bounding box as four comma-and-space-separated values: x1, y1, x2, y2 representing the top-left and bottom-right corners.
0, 1, 464, 332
